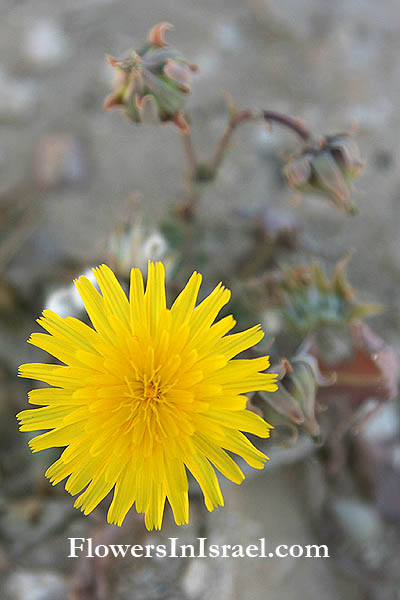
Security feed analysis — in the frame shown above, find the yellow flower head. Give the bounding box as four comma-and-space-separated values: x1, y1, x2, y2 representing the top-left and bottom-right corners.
17, 263, 278, 530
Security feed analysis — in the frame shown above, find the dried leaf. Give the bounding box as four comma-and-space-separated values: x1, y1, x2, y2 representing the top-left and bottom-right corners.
318, 322, 399, 407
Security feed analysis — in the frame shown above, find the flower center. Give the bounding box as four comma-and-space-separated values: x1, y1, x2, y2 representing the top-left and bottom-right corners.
140, 372, 164, 403
144, 380, 159, 400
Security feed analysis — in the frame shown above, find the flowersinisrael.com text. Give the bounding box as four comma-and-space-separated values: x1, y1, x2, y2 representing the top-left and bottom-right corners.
68, 537, 329, 559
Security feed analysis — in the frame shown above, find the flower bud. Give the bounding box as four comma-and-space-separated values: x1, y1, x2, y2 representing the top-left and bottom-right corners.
104, 23, 198, 130
252, 344, 334, 446
271, 257, 382, 335
283, 132, 364, 214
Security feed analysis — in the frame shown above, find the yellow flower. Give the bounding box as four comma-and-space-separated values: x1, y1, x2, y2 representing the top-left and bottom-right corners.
17, 263, 278, 530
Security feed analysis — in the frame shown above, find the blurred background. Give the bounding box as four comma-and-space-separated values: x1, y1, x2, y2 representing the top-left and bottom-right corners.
1, 0, 400, 598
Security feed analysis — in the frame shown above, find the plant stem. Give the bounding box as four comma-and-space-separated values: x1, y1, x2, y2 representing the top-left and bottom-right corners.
210, 109, 312, 177
181, 127, 197, 183
178, 109, 312, 222
180, 127, 199, 221
211, 109, 254, 173
262, 110, 311, 142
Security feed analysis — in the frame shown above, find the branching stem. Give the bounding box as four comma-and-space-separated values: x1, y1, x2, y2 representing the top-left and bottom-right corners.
210, 109, 254, 173
210, 109, 311, 176
178, 108, 312, 221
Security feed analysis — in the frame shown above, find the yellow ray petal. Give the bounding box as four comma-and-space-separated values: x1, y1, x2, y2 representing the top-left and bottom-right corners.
28, 333, 88, 368
17, 405, 72, 431
222, 429, 268, 469
193, 433, 244, 484
27, 387, 79, 406
208, 409, 272, 438
29, 422, 84, 452
185, 453, 224, 512
93, 264, 130, 326
129, 267, 146, 325
74, 274, 114, 341
19, 363, 89, 388
189, 283, 231, 337
145, 261, 166, 334
63, 460, 96, 494
205, 356, 271, 384
74, 473, 115, 515
170, 271, 202, 325
38, 310, 99, 352
220, 373, 279, 394
107, 464, 137, 526
45, 457, 74, 486
164, 456, 189, 526
215, 324, 264, 359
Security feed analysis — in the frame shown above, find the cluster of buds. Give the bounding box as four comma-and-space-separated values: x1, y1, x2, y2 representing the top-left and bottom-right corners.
283, 132, 364, 214
251, 344, 334, 446
104, 23, 198, 130
263, 257, 381, 335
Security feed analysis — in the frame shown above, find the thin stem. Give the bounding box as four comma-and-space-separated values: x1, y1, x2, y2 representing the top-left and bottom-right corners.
181, 127, 197, 183
178, 108, 312, 222
209, 109, 312, 178
179, 127, 199, 221
263, 110, 311, 142
211, 109, 254, 173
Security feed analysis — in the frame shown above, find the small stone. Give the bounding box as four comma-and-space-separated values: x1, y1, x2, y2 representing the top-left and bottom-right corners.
0, 69, 37, 120
6, 570, 67, 600
331, 497, 383, 543
250, 0, 328, 39
362, 402, 400, 443
214, 22, 243, 51
254, 124, 286, 153
192, 52, 219, 78
181, 559, 209, 598
23, 19, 71, 67
44, 268, 98, 318
33, 133, 88, 190
329, 496, 385, 566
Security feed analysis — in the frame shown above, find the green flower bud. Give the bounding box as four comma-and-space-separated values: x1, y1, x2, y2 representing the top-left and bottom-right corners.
104, 23, 198, 130
280, 258, 382, 334
262, 257, 382, 335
